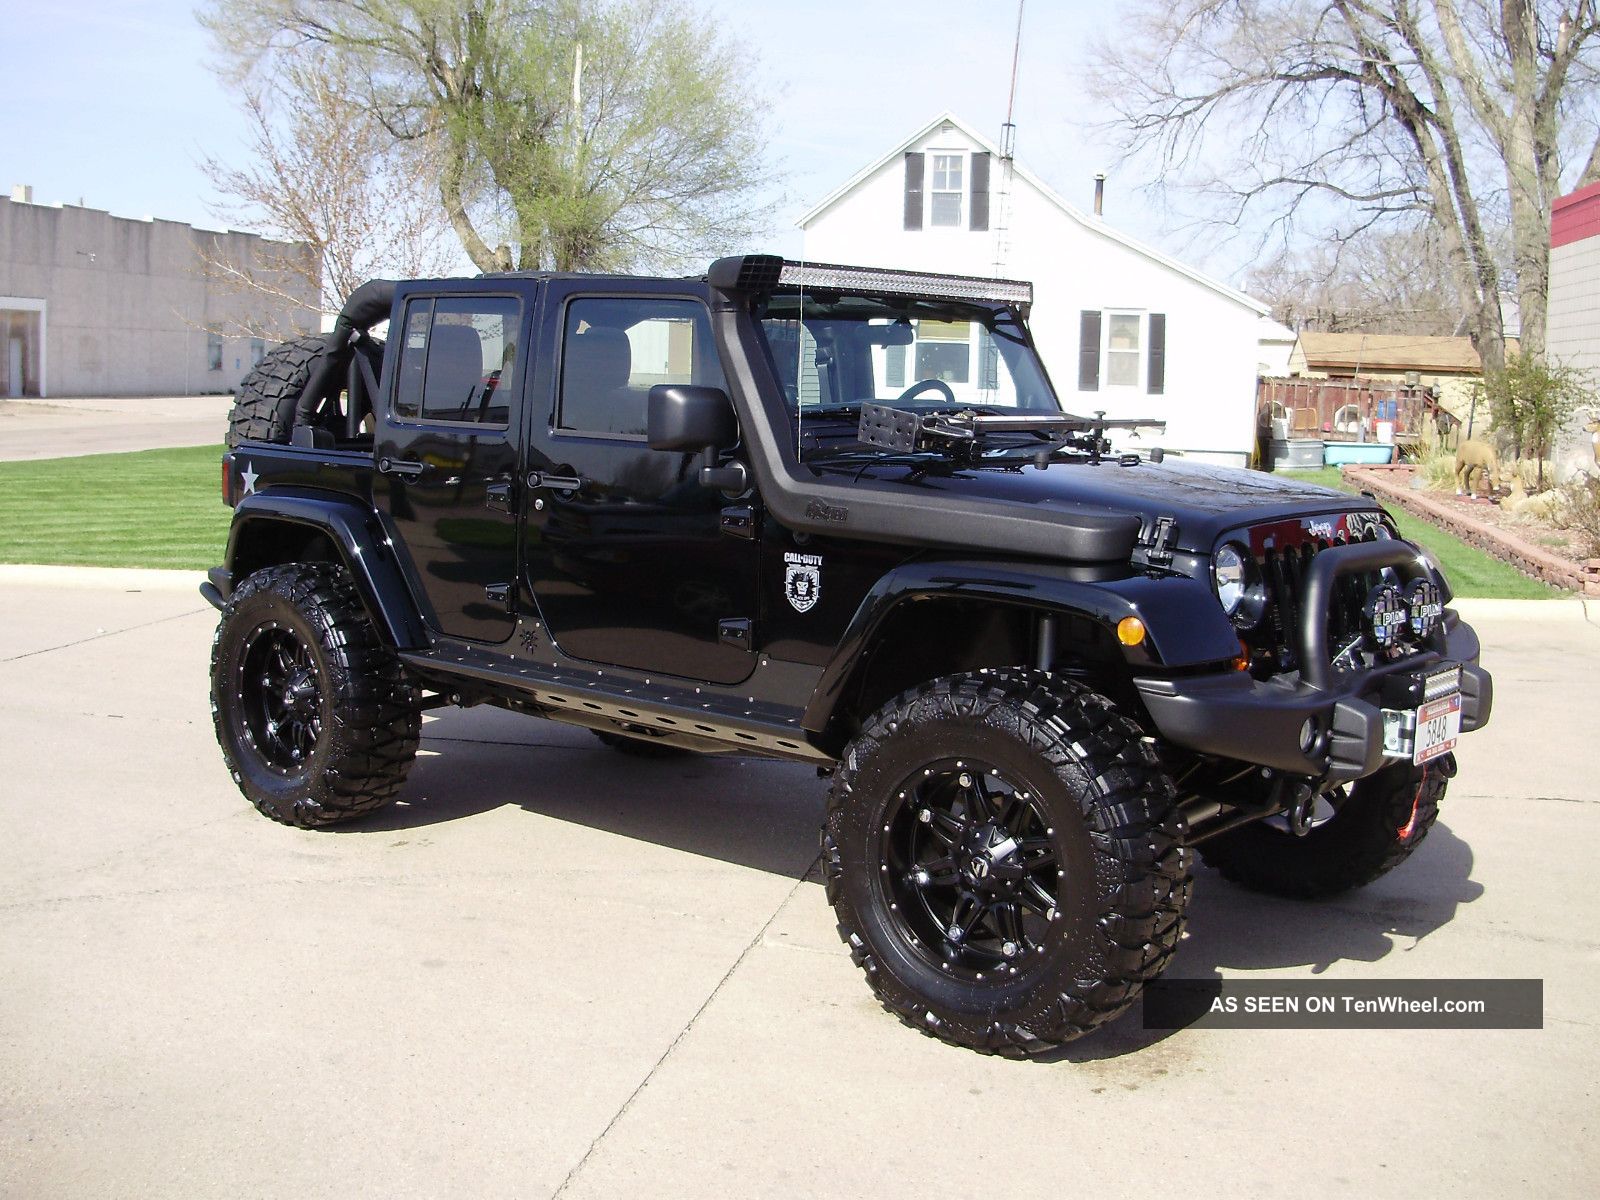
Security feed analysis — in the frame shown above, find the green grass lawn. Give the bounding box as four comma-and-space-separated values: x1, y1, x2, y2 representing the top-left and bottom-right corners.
1278, 468, 1563, 599
0, 444, 231, 570
0, 446, 1564, 597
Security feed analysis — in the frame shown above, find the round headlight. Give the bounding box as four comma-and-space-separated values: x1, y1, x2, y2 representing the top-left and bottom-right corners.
1212, 543, 1267, 628
1404, 577, 1443, 639
1365, 582, 1408, 649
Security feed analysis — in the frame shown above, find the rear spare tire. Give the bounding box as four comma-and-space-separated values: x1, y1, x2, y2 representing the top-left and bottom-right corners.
226, 334, 383, 448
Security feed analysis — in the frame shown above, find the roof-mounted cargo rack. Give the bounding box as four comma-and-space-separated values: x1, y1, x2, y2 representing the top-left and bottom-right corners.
707, 255, 1033, 309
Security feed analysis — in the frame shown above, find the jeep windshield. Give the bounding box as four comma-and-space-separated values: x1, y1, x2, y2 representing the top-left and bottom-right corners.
756, 291, 1061, 420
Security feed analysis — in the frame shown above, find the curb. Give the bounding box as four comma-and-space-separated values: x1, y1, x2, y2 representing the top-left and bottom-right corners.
1345, 464, 1596, 596
0, 564, 205, 592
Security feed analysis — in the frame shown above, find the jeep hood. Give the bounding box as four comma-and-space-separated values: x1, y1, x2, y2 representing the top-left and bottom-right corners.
815, 456, 1383, 553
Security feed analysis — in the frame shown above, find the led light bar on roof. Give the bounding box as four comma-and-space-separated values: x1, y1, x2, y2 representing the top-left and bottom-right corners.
777, 260, 1033, 307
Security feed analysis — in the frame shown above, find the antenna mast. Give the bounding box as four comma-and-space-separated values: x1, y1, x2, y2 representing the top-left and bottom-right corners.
992, 0, 1025, 278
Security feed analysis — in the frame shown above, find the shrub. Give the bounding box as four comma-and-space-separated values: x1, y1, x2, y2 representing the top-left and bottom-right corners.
1557, 475, 1600, 558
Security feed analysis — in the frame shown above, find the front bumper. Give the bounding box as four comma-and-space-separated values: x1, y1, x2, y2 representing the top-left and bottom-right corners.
1134, 612, 1491, 783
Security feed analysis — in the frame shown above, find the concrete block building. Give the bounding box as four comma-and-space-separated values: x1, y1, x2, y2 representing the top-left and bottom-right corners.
0, 186, 319, 398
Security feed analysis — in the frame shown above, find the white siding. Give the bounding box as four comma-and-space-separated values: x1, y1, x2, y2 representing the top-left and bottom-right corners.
800, 120, 1267, 466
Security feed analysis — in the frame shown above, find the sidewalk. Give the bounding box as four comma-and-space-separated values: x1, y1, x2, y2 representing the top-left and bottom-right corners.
1, 573, 1596, 1198
0, 395, 232, 461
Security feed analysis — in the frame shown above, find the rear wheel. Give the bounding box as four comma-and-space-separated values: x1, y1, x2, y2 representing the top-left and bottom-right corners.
1198, 757, 1452, 898
210, 563, 420, 827
226, 334, 383, 448
824, 669, 1191, 1056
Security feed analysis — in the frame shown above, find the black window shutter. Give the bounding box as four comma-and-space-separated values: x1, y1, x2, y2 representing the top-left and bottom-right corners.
1147, 313, 1166, 395
903, 153, 924, 231
1078, 310, 1102, 392
969, 152, 990, 231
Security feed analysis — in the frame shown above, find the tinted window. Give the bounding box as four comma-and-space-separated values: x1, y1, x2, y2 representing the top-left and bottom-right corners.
559, 297, 725, 437
391, 296, 520, 425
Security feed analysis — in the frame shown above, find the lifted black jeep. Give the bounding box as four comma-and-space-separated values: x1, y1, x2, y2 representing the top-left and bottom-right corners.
205, 256, 1492, 1055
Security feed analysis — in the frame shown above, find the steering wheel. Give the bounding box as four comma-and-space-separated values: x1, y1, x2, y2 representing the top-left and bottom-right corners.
894, 378, 956, 405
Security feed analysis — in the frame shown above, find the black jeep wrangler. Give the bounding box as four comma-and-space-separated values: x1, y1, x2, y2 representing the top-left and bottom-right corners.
205, 256, 1491, 1055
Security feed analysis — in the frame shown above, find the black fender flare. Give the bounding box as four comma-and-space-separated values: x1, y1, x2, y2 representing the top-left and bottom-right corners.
801, 558, 1241, 732
223, 488, 429, 649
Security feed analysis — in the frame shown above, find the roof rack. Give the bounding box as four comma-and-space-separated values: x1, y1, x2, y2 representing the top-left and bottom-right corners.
707, 255, 1033, 308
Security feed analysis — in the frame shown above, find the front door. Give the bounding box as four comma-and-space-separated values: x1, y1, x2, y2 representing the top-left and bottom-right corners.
375, 287, 529, 643
522, 284, 759, 685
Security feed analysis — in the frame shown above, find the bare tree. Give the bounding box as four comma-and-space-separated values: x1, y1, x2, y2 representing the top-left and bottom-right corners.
1088, 1, 1600, 368
200, 61, 459, 320
1246, 223, 1477, 334
200, 0, 778, 275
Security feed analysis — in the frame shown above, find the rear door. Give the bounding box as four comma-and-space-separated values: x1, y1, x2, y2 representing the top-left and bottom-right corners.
521, 281, 760, 685
374, 284, 533, 644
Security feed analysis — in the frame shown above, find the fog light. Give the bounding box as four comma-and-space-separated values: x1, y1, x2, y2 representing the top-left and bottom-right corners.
1364, 583, 1408, 649
1117, 616, 1146, 646
1405, 578, 1443, 639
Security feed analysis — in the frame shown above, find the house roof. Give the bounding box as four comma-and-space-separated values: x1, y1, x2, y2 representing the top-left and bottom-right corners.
1293, 332, 1511, 375
796, 112, 1269, 316
1258, 318, 1299, 343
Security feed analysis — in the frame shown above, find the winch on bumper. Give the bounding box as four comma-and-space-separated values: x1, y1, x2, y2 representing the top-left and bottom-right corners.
1133, 538, 1493, 783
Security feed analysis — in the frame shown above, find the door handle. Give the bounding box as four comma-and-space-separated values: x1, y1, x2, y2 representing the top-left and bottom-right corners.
526, 471, 584, 492
378, 457, 425, 479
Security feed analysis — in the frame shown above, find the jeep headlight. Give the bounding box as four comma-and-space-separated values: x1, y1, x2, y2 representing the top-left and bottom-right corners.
1212, 543, 1267, 628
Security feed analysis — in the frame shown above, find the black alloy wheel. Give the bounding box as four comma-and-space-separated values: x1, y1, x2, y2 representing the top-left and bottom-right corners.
825, 669, 1191, 1056
236, 623, 324, 772
211, 563, 420, 827
881, 758, 1062, 984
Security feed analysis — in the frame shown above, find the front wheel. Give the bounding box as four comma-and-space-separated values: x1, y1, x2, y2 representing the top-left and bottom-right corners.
210, 563, 420, 827
1198, 757, 1452, 899
823, 670, 1191, 1056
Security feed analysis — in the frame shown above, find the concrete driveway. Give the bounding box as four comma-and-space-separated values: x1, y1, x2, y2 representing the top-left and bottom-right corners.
1, 568, 1596, 1198
0, 396, 233, 461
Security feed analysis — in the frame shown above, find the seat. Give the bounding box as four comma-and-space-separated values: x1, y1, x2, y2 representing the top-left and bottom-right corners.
562, 327, 642, 435
423, 323, 487, 421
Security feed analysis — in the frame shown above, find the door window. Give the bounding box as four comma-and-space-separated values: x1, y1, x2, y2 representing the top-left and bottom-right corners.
391, 295, 520, 426
558, 297, 725, 438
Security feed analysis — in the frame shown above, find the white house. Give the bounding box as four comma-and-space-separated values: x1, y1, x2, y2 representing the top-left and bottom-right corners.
798, 114, 1272, 467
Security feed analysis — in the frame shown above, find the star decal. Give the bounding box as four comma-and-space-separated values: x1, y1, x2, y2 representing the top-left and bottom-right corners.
240, 461, 259, 497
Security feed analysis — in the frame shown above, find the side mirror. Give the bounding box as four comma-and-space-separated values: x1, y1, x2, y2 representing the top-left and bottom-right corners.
647, 385, 738, 453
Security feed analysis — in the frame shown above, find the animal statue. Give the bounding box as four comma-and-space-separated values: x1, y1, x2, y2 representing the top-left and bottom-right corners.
1454, 438, 1502, 498
1503, 476, 1566, 521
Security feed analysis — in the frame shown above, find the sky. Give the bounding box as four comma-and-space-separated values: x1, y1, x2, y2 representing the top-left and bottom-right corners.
0, 0, 1242, 284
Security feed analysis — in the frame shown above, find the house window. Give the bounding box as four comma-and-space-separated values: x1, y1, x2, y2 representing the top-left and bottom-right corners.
1105, 313, 1142, 388
914, 319, 971, 383
929, 154, 964, 227
206, 329, 223, 372
249, 338, 265, 366
1078, 310, 1166, 394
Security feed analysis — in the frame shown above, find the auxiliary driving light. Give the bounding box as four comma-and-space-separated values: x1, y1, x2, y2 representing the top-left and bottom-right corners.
1364, 582, 1409, 649
1404, 578, 1443, 639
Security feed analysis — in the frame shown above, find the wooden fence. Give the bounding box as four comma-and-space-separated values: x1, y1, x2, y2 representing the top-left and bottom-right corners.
1256, 377, 1431, 447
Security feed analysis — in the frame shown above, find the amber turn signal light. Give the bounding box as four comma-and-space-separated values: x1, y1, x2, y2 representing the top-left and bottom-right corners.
1116, 617, 1146, 646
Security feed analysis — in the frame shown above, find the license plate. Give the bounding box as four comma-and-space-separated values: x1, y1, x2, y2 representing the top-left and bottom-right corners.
1413, 692, 1462, 765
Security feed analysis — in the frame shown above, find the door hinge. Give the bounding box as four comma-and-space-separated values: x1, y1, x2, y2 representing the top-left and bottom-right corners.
485, 582, 513, 612
718, 617, 752, 649
719, 505, 757, 539
485, 481, 515, 514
